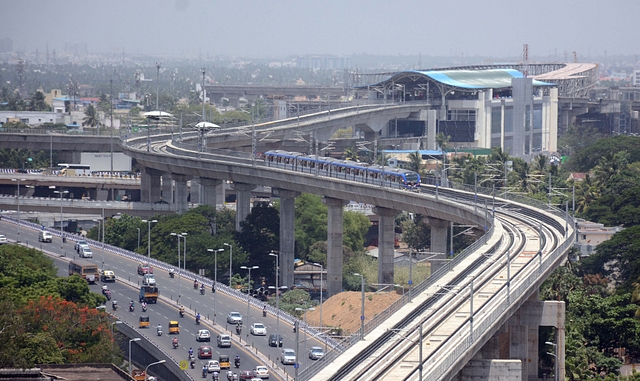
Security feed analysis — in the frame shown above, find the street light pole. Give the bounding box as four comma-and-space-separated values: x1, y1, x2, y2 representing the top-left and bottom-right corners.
545, 341, 558, 381
313, 262, 325, 354
128, 337, 141, 376
171, 233, 183, 303
53, 189, 69, 256
144, 359, 166, 379
269, 251, 281, 348
11, 178, 25, 242
208, 248, 224, 323
354, 273, 365, 340
224, 242, 233, 286
141, 219, 157, 260
240, 265, 259, 326
136, 228, 140, 249
295, 307, 315, 371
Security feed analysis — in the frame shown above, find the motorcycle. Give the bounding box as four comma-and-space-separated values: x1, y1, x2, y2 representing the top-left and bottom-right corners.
193, 280, 198, 290
172, 339, 178, 349
112, 301, 118, 311
169, 269, 175, 278
157, 326, 163, 336
105, 290, 111, 301
200, 286, 205, 295
235, 325, 242, 335
262, 309, 267, 318
213, 373, 219, 381
179, 310, 185, 318
129, 304, 135, 312
142, 304, 147, 312
190, 358, 195, 369
195, 315, 201, 325
234, 359, 240, 369
202, 366, 208, 378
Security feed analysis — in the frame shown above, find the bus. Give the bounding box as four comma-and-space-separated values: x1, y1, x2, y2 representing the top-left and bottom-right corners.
68, 259, 98, 283
57, 163, 91, 176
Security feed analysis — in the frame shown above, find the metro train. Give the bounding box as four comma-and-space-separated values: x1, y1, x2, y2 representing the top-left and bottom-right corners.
264, 150, 421, 189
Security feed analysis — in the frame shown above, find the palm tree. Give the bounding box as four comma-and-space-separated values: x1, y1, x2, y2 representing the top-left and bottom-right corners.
344, 147, 359, 162
31, 91, 48, 111
407, 151, 422, 173
83, 104, 100, 127
574, 174, 599, 214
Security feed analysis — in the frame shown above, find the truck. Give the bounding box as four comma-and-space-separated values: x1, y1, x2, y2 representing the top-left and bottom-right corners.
139, 285, 159, 303
81, 152, 132, 173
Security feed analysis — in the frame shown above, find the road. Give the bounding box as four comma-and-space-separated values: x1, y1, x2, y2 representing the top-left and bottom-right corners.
1, 220, 325, 380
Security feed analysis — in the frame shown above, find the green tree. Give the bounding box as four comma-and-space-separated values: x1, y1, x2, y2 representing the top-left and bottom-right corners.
82, 104, 100, 127
235, 204, 280, 278
407, 151, 423, 174
30, 90, 48, 111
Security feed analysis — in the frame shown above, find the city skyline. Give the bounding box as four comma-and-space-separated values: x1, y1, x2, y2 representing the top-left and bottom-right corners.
4, 0, 640, 60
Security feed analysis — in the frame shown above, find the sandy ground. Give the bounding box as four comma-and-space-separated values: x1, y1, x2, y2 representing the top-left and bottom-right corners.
305, 291, 402, 336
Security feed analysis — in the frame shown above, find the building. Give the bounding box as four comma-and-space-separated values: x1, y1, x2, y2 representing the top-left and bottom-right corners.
573, 218, 623, 258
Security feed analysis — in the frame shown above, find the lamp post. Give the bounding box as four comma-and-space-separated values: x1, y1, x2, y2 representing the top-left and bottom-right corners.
208, 248, 224, 322
53, 188, 69, 256
111, 320, 122, 337
354, 273, 365, 340
545, 341, 558, 381
141, 219, 157, 260
269, 251, 281, 344
295, 306, 315, 371
144, 359, 166, 379
313, 262, 325, 355
181, 232, 187, 271
224, 242, 233, 286
240, 265, 259, 325
136, 228, 141, 249
128, 337, 141, 376
170, 232, 183, 303
11, 178, 26, 242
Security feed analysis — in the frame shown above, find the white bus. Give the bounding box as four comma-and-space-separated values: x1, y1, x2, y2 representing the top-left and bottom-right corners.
57, 163, 91, 176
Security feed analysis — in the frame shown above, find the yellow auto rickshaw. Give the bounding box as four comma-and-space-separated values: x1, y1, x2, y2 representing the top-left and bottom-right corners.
219, 354, 230, 369
168, 320, 180, 334
139, 315, 150, 328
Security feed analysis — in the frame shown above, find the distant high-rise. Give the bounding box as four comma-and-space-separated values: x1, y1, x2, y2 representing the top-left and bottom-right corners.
296, 55, 352, 70
0, 38, 13, 53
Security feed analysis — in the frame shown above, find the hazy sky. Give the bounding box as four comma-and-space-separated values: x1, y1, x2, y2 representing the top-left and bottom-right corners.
5, 0, 640, 59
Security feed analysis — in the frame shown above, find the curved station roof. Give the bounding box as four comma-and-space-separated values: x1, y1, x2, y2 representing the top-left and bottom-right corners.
361, 68, 555, 90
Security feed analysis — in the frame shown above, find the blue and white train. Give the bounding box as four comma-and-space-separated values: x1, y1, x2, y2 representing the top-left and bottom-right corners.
264, 150, 421, 189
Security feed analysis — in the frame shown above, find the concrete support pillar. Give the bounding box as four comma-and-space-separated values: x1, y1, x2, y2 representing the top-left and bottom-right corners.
189, 179, 200, 204
140, 167, 162, 203
374, 207, 398, 286
274, 189, 301, 289
427, 217, 449, 255
232, 183, 256, 231
323, 197, 347, 298
161, 173, 173, 204
200, 178, 222, 207
173, 174, 189, 214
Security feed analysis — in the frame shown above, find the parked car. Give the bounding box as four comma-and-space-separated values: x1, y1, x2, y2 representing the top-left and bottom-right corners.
309, 346, 325, 360
137, 262, 153, 275
268, 334, 283, 347
227, 311, 243, 324
100, 270, 116, 282
0, 235, 7, 244
281, 348, 296, 365
198, 345, 212, 359
250, 322, 267, 336
217, 334, 231, 348
253, 365, 269, 379
142, 273, 156, 286
196, 329, 211, 342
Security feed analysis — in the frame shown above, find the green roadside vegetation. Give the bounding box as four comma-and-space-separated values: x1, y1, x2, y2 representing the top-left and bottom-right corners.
0, 245, 118, 368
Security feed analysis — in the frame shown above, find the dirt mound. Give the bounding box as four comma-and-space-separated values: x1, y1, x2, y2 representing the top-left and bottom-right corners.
305, 291, 401, 336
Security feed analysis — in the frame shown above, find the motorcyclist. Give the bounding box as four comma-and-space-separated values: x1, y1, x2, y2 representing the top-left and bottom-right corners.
172, 337, 178, 348
141, 301, 147, 311
129, 300, 135, 311
212, 371, 219, 381
234, 355, 240, 368
202, 365, 207, 377
235, 323, 241, 335
179, 305, 185, 317
112, 300, 118, 310
156, 324, 162, 336
211, 283, 215, 293
196, 313, 201, 324
102, 284, 108, 294
226, 370, 233, 381
104, 289, 111, 300
263, 305, 267, 317
188, 347, 194, 357
169, 268, 174, 278
200, 284, 205, 295
194, 279, 198, 289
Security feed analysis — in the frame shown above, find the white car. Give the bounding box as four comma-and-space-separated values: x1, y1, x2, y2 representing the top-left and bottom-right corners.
79, 246, 93, 258
309, 346, 325, 360
226, 311, 243, 324
250, 322, 267, 336
253, 365, 269, 379
281, 348, 296, 365
142, 273, 156, 286
206, 360, 220, 373
0, 235, 7, 244
196, 329, 211, 342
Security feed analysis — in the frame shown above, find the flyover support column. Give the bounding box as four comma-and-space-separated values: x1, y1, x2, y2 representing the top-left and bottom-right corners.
274, 189, 301, 289
374, 207, 398, 286
427, 217, 449, 256
323, 197, 347, 298
161, 173, 173, 204
200, 178, 223, 234
140, 167, 161, 203
232, 183, 256, 231
190, 179, 200, 205
173, 174, 189, 214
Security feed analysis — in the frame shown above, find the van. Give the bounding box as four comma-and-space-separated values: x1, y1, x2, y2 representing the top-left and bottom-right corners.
217, 334, 231, 348
38, 230, 53, 243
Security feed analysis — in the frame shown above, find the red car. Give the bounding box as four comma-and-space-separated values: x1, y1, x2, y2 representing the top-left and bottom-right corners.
240, 370, 255, 380
198, 346, 212, 359
137, 262, 153, 275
